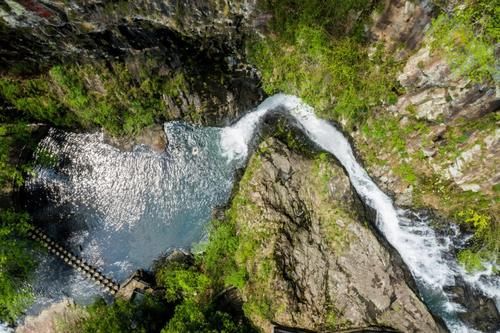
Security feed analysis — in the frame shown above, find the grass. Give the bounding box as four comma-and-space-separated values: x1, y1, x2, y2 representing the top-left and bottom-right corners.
248, 0, 402, 128
249, 0, 499, 274
0, 61, 190, 137
62, 296, 168, 333
0, 123, 38, 324
0, 210, 35, 324
429, 0, 498, 83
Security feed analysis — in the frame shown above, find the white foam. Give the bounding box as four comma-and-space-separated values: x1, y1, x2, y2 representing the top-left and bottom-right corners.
220, 93, 499, 332
0, 325, 11, 333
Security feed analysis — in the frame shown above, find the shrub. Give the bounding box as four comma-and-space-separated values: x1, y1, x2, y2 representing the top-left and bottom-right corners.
197, 220, 244, 289
0, 210, 35, 324
156, 262, 211, 303
430, 0, 497, 82
75, 296, 167, 333
0, 123, 38, 324
457, 249, 487, 273
457, 208, 491, 239
248, 1, 400, 127
0, 62, 190, 137
163, 301, 252, 333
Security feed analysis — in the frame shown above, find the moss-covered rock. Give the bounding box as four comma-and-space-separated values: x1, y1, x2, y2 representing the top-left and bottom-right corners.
248, 0, 498, 273
230, 137, 446, 332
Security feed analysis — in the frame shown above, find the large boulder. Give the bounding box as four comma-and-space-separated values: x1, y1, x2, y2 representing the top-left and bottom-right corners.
231, 137, 447, 332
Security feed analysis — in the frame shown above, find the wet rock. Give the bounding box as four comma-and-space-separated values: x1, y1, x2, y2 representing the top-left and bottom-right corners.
15, 299, 85, 333
354, 0, 499, 210
104, 124, 167, 153
369, 0, 433, 58
446, 144, 484, 191
116, 270, 155, 301
0, 1, 264, 126
233, 137, 447, 332
396, 44, 497, 122
152, 248, 194, 273
0, 0, 257, 71
444, 277, 500, 333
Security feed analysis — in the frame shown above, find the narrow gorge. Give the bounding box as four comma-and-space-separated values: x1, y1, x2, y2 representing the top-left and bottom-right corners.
0, 1, 497, 333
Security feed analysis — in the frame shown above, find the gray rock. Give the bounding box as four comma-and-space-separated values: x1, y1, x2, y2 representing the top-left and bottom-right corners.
0, 0, 264, 126
234, 138, 447, 332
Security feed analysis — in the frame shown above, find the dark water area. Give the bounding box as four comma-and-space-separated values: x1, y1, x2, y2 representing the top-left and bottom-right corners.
23, 122, 238, 314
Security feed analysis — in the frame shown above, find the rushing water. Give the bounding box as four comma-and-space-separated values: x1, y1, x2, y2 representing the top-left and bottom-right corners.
220, 94, 499, 332
21, 94, 498, 332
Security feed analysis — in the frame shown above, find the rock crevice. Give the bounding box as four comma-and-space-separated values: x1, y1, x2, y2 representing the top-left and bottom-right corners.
232, 137, 447, 332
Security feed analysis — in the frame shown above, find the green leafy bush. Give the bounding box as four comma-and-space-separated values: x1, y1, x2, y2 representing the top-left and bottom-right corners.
0, 210, 35, 324
430, 0, 498, 82
156, 262, 211, 303
248, 0, 400, 126
163, 301, 252, 333
457, 249, 487, 273
457, 209, 491, 239
73, 296, 167, 333
197, 220, 245, 289
0, 62, 189, 136
0, 124, 37, 324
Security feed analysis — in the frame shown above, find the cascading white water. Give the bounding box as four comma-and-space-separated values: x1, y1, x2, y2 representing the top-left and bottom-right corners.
221, 94, 499, 333
0, 324, 12, 333
13, 93, 497, 332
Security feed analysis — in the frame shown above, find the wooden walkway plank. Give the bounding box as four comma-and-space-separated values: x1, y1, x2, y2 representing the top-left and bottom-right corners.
28, 226, 120, 295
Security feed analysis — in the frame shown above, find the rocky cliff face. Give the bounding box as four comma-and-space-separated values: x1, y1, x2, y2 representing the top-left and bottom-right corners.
354, 0, 498, 216
230, 136, 447, 332
0, 0, 262, 126
0, 0, 255, 70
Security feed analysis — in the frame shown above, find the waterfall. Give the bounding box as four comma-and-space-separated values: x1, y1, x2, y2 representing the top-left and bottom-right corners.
19, 93, 498, 332
220, 94, 499, 333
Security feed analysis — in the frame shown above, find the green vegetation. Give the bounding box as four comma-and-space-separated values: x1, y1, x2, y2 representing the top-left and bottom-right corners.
248, 0, 401, 126
359, 111, 498, 270
157, 262, 211, 303
55, 216, 256, 332
164, 300, 251, 333
430, 0, 498, 82
197, 220, 247, 290
152, 233, 256, 333
0, 123, 32, 188
0, 61, 190, 137
0, 0, 498, 328
62, 296, 167, 333
0, 56, 199, 324
0, 123, 38, 324
0, 210, 35, 324
249, 0, 498, 274
457, 209, 491, 240
457, 249, 487, 273
313, 153, 356, 251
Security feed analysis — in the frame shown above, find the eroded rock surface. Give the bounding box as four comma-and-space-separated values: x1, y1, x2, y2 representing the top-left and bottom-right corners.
233, 137, 446, 332
0, 0, 263, 125
354, 0, 498, 215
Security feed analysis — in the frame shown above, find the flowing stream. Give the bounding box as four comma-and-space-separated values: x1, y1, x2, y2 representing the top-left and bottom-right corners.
16, 94, 498, 332
221, 94, 499, 333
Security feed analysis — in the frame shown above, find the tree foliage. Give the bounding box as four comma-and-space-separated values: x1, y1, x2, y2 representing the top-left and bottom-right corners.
72, 297, 167, 333
0, 210, 34, 324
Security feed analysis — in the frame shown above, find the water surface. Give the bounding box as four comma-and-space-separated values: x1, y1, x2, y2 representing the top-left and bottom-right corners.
23, 95, 499, 333
26, 121, 237, 312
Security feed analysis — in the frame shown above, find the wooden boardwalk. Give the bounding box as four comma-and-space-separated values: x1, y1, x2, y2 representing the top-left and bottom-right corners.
28, 226, 120, 295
